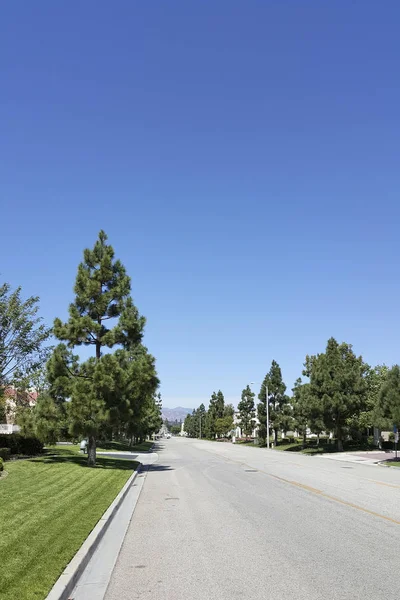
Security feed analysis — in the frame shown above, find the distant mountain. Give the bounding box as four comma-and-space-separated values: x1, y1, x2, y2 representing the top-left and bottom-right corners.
162, 406, 193, 423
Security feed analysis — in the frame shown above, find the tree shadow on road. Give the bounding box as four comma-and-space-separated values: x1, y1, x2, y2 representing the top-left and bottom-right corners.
146, 464, 174, 472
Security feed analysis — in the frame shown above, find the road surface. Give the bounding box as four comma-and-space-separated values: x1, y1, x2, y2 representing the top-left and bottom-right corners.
105, 438, 400, 600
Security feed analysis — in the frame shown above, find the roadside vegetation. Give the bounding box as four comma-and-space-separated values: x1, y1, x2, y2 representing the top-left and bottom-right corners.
0, 231, 161, 599
47, 440, 154, 454
185, 345, 400, 454
1, 231, 163, 468
0, 447, 138, 600
383, 459, 400, 467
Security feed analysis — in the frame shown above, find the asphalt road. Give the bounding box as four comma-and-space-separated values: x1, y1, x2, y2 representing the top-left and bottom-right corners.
105, 438, 400, 600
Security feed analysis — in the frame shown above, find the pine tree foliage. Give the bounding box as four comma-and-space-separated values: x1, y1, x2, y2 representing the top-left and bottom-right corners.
50, 231, 158, 465
308, 338, 368, 451
238, 385, 255, 438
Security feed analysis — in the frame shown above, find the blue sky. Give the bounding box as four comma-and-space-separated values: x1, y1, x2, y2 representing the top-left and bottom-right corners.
2, 1, 400, 408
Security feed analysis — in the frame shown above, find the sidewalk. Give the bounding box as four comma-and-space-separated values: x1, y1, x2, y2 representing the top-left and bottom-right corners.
71, 451, 158, 600
318, 450, 396, 466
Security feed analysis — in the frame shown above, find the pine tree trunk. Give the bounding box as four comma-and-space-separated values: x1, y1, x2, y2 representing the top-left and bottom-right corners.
88, 436, 96, 466
317, 433, 320, 446
302, 431, 306, 449
274, 429, 278, 446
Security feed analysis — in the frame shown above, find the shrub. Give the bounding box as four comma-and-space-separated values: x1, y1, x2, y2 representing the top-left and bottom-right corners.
0, 457, 3, 472
0, 433, 43, 456
382, 440, 394, 450
0, 448, 11, 461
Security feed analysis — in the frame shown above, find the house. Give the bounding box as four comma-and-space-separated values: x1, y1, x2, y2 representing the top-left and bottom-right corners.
0, 386, 38, 434
233, 410, 260, 439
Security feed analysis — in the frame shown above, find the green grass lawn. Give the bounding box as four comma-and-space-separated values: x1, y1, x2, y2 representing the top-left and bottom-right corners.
0, 449, 138, 600
383, 459, 400, 467
45, 439, 154, 456
97, 440, 154, 453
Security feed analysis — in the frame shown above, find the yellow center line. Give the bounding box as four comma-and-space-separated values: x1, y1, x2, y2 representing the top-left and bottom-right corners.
261, 469, 400, 526
364, 478, 400, 489
202, 446, 400, 526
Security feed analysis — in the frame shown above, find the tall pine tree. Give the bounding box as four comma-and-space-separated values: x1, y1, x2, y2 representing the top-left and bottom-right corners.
238, 385, 255, 439
52, 230, 146, 465
258, 360, 288, 446
309, 338, 368, 451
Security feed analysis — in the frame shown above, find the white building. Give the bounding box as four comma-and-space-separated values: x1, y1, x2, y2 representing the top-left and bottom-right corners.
0, 386, 38, 434
233, 410, 260, 439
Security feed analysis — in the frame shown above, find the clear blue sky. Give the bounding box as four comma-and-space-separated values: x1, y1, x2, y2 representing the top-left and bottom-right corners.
2, 2, 400, 408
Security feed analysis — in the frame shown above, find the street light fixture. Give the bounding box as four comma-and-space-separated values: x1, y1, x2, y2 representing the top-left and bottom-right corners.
250, 381, 270, 449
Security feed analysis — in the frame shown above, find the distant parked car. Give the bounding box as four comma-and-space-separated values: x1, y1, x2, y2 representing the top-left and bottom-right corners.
166, 433, 171, 439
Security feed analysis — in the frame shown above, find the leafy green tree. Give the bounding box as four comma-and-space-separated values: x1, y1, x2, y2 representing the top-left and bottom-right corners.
0, 283, 50, 389
215, 415, 234, 437
224, 404, 235, 418
258, 360, 288, 445
203, 392, 217, 438
279, 401, 294, 436
54, 230, 144, 360
205, 390, 225, 438
215, 391, 225, 417
203, 410, 213, 439
309, 338, 368, 451
360, 364, 389, 432
169, 424, 181, 435
197, 403, 206, 438
113, 346, 160, 443
0, 393, 6, 423
52, 231, 146, 465
238, 385, 255, 438
378, 365, 400, 429
292, 378, 308, 447
346, 364, 389, 441
184, 412, 195, 437
301, 357, 325, 444
16, 404, 36, 437
34, 394, 63, 444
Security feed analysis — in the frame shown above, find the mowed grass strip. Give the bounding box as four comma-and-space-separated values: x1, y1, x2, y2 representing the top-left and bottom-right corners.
50, 440, 154, 454
0, 451, 138, 600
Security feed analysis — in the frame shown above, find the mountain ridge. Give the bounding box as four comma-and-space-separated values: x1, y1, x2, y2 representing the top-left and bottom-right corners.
161, 406, 193, 422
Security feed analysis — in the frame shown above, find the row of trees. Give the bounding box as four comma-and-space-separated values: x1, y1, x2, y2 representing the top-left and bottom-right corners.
184, 391, 235, 438
257, 342, 399, 450
1, 231, 163, 465
185, 340, 400, 451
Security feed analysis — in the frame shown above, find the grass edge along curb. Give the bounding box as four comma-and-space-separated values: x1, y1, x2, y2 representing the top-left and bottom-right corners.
45, 466, 140, 600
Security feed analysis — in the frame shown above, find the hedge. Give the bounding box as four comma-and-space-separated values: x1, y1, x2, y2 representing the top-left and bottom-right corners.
0, 448, 11, 461
0, 434, 43, 456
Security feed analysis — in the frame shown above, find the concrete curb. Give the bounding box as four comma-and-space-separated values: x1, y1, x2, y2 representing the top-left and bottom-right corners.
45, 466, 140, 600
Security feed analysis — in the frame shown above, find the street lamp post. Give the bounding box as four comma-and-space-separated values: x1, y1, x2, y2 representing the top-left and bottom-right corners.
251, 381, 269, 449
